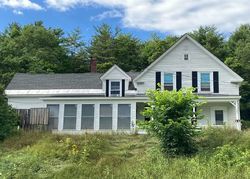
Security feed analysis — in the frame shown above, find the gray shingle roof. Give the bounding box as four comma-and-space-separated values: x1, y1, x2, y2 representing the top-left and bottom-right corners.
6, 72, 140, 90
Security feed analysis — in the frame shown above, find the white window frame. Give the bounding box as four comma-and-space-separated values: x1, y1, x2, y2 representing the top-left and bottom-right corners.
198, 72, 213, 93
117, 104, 131, 130
99, 104, 113, 130
210, 106, 228, 126
161, 72, 176, 91
81, 104, 95, 130
109, 80, 122, 97
184, 53, 189, 60
47, 104, 59, 129
63, 104, 77, 130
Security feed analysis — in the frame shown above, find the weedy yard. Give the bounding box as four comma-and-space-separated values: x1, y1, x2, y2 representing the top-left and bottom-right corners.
0, 128, 250, 179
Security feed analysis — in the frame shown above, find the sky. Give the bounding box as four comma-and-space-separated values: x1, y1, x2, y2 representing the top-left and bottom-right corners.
1, 0, 250, 43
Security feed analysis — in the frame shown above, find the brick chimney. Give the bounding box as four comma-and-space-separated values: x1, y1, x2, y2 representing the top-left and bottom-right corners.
90, 57, 97, 73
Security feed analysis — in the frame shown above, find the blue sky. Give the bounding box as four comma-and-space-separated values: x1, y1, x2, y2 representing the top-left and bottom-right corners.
1, 0, 250, 42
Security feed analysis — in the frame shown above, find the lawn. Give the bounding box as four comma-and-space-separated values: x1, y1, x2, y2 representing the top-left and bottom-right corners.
0, 128, 250, 179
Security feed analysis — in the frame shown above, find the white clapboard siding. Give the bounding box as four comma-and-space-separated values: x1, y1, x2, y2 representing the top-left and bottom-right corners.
8, 97, 46, 109
135, 38, 240, 95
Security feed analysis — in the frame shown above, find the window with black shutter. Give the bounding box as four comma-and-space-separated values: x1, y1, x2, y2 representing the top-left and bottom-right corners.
213, 71, 219, 93
192, 71, 198, 92
176, 72, 182, 91
155, 72, 161, 89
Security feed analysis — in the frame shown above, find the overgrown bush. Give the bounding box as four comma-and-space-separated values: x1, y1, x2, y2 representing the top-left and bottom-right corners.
197, 127, 241, 150
212, 144, 250, 168
142, 88, 203, 156
241, 120, 250, 130
0, 95, 18, 141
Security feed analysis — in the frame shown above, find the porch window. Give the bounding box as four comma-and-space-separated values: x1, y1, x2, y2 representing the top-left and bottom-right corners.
64, 104, 77, 129
200, 72, 210, 92
164, 73, 173, 91
118, 104, 131, 130
47, 104, 59, 129
215, 110, 224, 125
100, 104, 112, 129
110, 81, 121, 96
81, 104, 94, 129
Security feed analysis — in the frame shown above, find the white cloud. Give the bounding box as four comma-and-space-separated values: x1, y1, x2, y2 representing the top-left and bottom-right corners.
13, 9, 23, 15
91, 9, 122, 21
0, 0, 43, 10
45, 0, 250, 34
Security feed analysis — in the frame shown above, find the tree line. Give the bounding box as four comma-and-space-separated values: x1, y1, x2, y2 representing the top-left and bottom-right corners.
0, 21, 249, 120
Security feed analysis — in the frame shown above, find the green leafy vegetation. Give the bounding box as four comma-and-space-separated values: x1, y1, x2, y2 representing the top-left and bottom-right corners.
142, 88, 203, 155
0, 95, 18, 141
0, 129, 250, 178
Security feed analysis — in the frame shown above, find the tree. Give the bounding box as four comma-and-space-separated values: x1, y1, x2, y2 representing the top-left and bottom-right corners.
140, 34, 178, 66
62, 28, 89, 73
225, 24, 250, 120
89, 24, 117, 72
190, 26, 227, 61
113, 33, 142, 71
0, 22, 68, 89
0, 95, 18, 141
142, 88, 203, 156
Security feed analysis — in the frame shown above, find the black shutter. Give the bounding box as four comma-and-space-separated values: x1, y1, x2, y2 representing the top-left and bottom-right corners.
213, 71, 219, 93
192, 71, 198, 92
106, 80, 109, 97
155, 72, 161, 89
176, 72, 182, 91
122, 79, 125, 97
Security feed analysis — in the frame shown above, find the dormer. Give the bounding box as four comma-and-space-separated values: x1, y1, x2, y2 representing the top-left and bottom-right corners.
100, 65, 131, 97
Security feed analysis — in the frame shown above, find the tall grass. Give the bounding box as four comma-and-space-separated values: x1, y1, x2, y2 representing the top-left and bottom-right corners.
0, 129, 250, 179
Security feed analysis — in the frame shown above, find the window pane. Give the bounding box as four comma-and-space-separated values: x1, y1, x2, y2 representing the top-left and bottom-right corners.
184, 54, 188, 60
111, 82, 120, 89
201, 73, 210, 91
81, 104, 94, 129
111, 91, 120, 94
111, 81, 120, 96
164, 73, 173, 83
100, 104, 112, 129
47, 104, 59, 129
164, 73, 173, 91
215, 110, 224, 125
64, 104, 77, 129
118, 104, 131, 129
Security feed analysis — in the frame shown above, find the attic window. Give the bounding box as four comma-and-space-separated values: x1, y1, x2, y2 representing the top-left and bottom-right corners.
184, 54, 189, 60
110, 81, 121, 97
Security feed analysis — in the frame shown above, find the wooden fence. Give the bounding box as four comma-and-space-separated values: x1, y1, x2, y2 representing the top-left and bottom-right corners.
16, 108, 49, 131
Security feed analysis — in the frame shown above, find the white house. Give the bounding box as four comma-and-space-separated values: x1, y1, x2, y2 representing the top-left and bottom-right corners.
5, 34, 244, 132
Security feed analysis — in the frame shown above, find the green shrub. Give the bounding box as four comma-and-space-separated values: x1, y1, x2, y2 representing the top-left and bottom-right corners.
241, 120, 250, 130
160, 119, 198, 155
0, 95, 19, 141
197, 127, 241, 151
212, 144, 250, 168
142, 88, 203, 156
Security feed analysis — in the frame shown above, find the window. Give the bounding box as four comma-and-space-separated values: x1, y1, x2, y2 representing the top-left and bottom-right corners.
215, 110, 224, 125
47, 104, 59, 129
81, 104, 94, 129
118, 104, 131, 130
164, 73, 173, 91
184, 54, 189, 60
100, 104, 112, 129
200, 72, 210, 91
110, 81, 121, 96
64, 104, 77, 129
